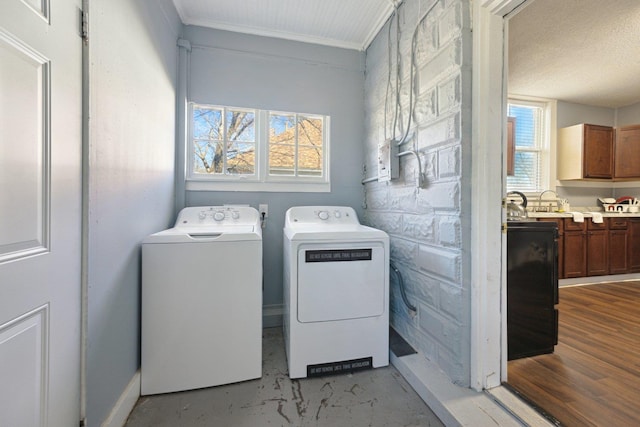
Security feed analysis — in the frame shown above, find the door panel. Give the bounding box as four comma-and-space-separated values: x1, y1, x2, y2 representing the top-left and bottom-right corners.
0, 305, 48, 427
0, 0, 82, 426
0, 28, 50, 262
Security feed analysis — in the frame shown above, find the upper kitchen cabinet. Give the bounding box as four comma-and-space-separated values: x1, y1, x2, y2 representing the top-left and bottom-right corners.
557, 124, 614, 180
614, 125, 640, 178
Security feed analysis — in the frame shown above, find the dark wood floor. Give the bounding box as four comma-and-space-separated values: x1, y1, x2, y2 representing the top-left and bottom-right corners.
507, 281, 640, 427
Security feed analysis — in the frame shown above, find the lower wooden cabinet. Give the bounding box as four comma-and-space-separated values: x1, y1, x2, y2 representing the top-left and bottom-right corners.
586, 221, 608, 276
609, 229, 629, 274
629, 219, 640, 272
609, 218, 628, 275
536, 216, 640, 278
564, 229, 587, 278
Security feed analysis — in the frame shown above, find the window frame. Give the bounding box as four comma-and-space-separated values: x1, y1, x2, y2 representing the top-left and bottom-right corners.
186, 103, 330, 192
506, 96, 557, 196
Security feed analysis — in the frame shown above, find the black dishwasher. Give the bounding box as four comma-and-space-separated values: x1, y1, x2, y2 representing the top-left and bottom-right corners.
507, 220, 559, 360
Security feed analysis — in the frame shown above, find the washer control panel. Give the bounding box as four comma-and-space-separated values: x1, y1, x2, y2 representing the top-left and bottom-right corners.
175, 206, 259, 227
285, 206, 360, 225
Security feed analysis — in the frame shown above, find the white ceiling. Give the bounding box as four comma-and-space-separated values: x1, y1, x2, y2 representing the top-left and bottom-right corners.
173, 0, 640, 109
509, 0, 640, 108
172, 0, 397, 51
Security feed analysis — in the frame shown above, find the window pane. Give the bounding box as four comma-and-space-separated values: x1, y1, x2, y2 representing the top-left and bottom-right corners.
268, 143, 295, 175
226, 142, 255, 174
298, 146, 323, 176
193, 140, 223, 174
508, 104, 542, 149
506, 151, 540, 192
193, 107, 222, 139
297, 117, 323, 176
297, 116, 323, 146
226, 110, 255, 142
269, 114, 296, 176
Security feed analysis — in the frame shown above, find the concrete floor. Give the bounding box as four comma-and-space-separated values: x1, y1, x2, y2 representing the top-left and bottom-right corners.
126, 327, 444, 427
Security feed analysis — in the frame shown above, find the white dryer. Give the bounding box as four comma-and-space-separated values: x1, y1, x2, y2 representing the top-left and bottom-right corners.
141, 206, 262, 395
283, 206, 389, 379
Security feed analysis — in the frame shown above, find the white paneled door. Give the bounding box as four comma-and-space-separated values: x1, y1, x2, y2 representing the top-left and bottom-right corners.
0, 1, 82, 426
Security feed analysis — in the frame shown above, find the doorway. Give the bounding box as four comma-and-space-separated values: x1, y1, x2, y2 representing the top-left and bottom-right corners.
502, 0, 640, 424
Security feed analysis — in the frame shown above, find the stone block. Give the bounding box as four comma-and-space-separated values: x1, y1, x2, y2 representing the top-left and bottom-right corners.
402, 213, 435, 242
417, 244, 460, 282
438, 216, 460, 247
438, 144, 460, 179
416, 180, 460, 211
417, 113, 460, 149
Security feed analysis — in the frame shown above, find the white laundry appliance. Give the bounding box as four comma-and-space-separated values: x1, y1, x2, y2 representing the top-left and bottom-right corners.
283, 206, 389, 379
141, 206, 262, 395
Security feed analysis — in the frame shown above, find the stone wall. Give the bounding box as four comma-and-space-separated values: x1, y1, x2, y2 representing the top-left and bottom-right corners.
363, 0, 472, 385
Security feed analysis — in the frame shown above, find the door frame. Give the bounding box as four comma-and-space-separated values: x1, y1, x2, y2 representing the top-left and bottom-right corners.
470, 0, 526, 390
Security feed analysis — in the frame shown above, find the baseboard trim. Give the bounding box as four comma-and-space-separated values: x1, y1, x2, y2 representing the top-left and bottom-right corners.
560, 273, 640, 287
263, 304, 283, 328
101, 371, 140, 427
389, 351, 522, 427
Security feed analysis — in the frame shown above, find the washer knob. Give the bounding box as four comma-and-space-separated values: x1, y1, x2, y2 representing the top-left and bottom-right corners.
318, 211, 329, 220
231, 211, 240, 220
198, 211, 207, 220
334, 210, 341, 218
213, 211, 225, 221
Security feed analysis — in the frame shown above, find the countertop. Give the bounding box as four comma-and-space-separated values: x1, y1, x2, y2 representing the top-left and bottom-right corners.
527, 211, 640, 219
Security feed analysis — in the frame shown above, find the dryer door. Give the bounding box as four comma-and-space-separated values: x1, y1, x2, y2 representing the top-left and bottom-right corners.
297, 242, 386, 323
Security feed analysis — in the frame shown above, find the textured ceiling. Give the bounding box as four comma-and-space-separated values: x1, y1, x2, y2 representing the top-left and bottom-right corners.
172, 0, 396, 51
509, 0, 640, 108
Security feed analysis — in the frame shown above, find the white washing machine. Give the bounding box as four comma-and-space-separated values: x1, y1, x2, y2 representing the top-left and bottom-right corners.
283, 206, 389, 379
141, 206, 262, 395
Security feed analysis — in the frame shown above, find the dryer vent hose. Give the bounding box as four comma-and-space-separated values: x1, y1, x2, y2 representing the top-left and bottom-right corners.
390, 260, 417, 313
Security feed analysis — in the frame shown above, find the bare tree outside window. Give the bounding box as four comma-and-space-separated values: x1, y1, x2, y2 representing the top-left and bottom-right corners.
193, 106, 256, 175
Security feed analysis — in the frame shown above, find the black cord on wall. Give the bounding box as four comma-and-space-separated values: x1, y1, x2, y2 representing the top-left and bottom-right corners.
390, 260, 417, 312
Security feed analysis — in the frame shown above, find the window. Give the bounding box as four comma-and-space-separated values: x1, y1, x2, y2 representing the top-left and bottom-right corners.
507, 98, 553, 194
268, 113, 324, 178
192, 106, 257, 176
188, 103, 329, 192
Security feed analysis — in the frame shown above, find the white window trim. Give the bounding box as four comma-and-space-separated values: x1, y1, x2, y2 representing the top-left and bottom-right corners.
186, 104, 330, 193
506, 95, 557, 196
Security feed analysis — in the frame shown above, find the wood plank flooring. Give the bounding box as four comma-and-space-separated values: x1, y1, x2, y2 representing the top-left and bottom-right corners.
507, 281, 640, 427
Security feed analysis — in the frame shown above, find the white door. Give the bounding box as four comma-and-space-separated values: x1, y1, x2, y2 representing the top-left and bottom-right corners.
0, 1, 82, 426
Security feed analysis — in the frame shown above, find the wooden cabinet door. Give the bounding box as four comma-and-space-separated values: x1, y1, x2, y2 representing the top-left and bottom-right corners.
583, 124, 614, 178
614, 125, 640, 178
609, 230, 629, 274
629, 219, 640, 272
564, 231, 587, 278
586, 229, 608, 276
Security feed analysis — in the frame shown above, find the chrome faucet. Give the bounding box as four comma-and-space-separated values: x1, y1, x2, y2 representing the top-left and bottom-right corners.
539, 190, 558, 212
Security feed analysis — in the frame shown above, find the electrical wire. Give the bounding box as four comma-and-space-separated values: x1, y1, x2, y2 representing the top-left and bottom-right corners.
390, 260, 417, 312
393, 0, 440, 146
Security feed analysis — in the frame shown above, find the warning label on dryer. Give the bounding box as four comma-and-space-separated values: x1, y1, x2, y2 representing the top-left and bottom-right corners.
307, 357, 373, 377
305, 249, 372, 262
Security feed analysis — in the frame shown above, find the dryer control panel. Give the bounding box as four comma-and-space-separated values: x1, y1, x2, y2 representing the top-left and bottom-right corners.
285, 206, 360, 226
175, 206, 259, 227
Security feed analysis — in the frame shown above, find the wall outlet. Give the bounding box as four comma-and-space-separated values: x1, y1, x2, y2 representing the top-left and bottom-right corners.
259, 204, 268, 218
